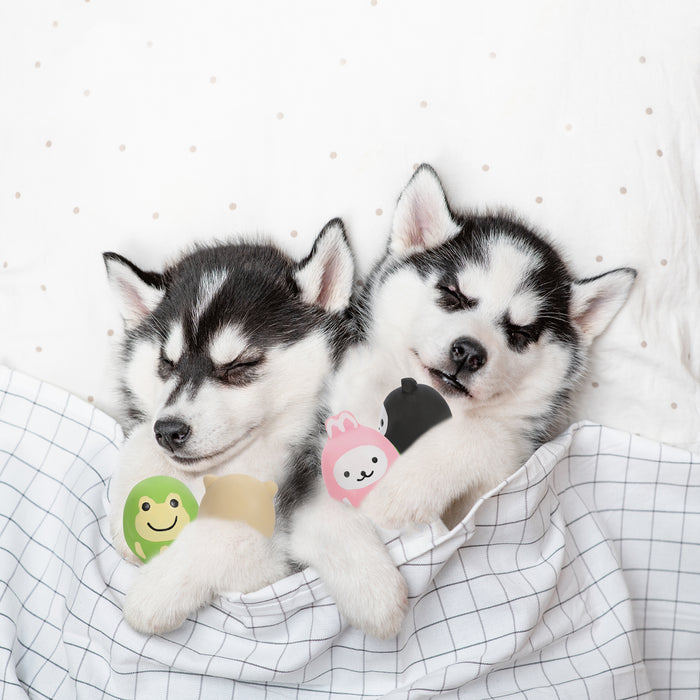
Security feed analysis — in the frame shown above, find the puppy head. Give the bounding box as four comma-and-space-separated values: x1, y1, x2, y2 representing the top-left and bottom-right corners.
104, 219, 355, 471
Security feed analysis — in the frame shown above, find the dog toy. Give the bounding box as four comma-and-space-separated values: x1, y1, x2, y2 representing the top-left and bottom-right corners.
198, 474, 278, 538
322, 411, 399, 507
123, 476, 199, 562
379, 377, 452, 452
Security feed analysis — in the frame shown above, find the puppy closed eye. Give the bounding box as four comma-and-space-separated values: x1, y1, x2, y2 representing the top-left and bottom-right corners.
436, 284, 477, 312
158, 353, 176, 378
215, 357, 263, 385
507, 326, 537, 351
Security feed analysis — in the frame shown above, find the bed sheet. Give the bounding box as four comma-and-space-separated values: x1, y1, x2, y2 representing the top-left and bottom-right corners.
1, 0, 699, 452
3, 366, 700, 699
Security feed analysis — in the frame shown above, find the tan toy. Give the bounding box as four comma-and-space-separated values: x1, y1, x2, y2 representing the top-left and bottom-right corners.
199, 474, 278, 538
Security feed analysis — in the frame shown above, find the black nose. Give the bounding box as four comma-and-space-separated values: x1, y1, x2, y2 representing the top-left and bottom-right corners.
154, 419, 191, 451
451, 337, 488, 372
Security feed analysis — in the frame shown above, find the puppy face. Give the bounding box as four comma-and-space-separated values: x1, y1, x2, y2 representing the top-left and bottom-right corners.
105, 220, 355, 472
370, 165, 636, 418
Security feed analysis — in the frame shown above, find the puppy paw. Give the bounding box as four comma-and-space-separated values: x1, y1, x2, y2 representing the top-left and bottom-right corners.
122, 550, 205, 635
361, 469, 438, 529
337, 564, 408, 639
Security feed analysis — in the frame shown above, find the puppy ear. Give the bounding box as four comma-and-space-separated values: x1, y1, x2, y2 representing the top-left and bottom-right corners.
294, 218, 355, 313
103, 252, 166, 330
570, 267, 637, 344
390, 164, 460, 257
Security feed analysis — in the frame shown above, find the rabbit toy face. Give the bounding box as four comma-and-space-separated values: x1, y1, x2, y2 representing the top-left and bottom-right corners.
322, 411, 399, 507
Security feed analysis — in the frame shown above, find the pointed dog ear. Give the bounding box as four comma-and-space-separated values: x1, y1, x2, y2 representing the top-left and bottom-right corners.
390, 164, 460, 258
294, 218, 355, 313
570, 267, 637, 345
103, 252, 166, 330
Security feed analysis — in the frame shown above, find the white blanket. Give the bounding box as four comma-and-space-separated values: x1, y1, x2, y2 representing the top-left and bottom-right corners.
2, 365, 698, 698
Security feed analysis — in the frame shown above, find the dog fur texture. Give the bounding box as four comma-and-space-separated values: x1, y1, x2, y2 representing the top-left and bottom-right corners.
328, 164, 637, 530
105, 220, 407, 637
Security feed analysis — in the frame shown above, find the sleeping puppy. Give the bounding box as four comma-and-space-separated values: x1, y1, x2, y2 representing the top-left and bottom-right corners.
105, 220, 407, 637
328, 164, 637, 530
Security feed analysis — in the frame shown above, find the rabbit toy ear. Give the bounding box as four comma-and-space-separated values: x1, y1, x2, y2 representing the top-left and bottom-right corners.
325, 411, 359, 438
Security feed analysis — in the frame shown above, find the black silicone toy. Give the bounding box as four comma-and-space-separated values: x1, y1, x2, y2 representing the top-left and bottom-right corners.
379, 377, 452, 453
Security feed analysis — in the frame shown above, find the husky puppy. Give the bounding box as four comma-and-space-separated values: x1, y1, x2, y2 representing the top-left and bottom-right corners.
105, 220, 407, 637
328, 165, 637, 530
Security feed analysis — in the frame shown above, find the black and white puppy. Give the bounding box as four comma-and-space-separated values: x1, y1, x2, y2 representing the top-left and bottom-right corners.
105, 220, 407, 637
328, 165, 637, 529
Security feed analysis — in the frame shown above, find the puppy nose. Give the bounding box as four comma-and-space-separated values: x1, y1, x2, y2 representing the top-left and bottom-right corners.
451, 337, 488, 372
154, 419, 191, 451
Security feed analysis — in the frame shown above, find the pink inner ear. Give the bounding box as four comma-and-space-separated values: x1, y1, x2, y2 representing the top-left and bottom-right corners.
120, 278, 152, 320
316, 249, 339, 310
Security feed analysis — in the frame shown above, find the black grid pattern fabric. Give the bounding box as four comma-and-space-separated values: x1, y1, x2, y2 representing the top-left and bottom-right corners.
1, 365, 698, 699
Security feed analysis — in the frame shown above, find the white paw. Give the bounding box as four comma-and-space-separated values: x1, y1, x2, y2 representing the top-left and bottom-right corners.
337, 561, 408, 639
361, 468, 439, 529
122, 551, 202, 634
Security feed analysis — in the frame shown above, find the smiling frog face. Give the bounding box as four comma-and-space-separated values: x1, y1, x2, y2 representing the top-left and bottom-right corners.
134, 492, 191, 542
122, 476, 199, 563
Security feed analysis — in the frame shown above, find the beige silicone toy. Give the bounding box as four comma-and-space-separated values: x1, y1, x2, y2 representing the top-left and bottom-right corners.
198, 474, 278, 538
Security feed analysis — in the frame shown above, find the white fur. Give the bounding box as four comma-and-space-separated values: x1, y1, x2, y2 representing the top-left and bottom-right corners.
287, 487, 408, 639
330, 166, 635, 532
207, 324, 248, 366
192, 269, 228, 328
109, 226, 409, 638
164, 322, 185, 364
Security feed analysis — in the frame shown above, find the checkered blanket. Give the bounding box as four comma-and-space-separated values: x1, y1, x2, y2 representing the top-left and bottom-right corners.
1, 365, 698, 699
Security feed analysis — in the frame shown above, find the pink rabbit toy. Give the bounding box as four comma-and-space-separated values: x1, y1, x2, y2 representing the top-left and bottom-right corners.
322, 411, 399, 507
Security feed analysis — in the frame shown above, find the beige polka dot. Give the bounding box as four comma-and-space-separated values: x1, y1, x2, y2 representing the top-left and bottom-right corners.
375, 208, 383, 216
619, 186, 627, 194
209, 76, 217, 84
35, 61, 41, 69
276, 112, 284, 120
535, 196, 543, 204
419, 100, 428, 108
15, 192, 21, 199
660, 258, 668, 266
290, 230, 298, 238
2, 262, 7, 269
189, 145, 197, 153
330, 151, 338, 160
45, 140, 53, 148
152, 212, 159, 220
83, 89, 91, 97
639, 56, 646, 64
656, 149, 663, 157
481, 164, 490, 172
596, 255, 603, 262
592, 381, 599, 388
489, 51, 497, 59
228, 202, 237, 211
641, 340, 647, 348
645, 107, 653, 115
40, 284, 47, 291
73, 206, 80, 215
565, 123, 573, 131
119, 144, 126, 152
87, 396, 94, 403
107, 329, 114, 336
671, 402, 678, 410
36, 346, 42, 353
